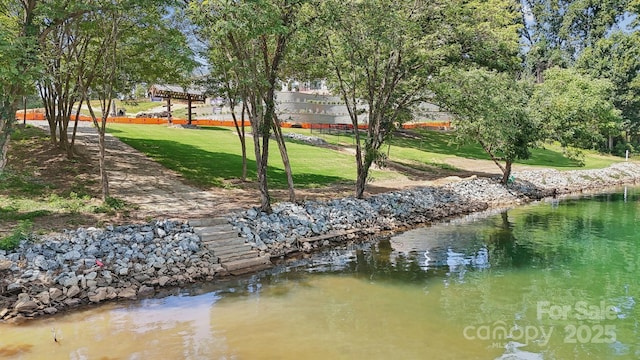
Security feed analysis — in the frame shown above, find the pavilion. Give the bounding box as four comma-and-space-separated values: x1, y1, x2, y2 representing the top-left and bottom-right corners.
149, 84, 207, 124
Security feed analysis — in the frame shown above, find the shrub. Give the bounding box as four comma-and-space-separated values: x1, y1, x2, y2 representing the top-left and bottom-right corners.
0, 220, 32, 251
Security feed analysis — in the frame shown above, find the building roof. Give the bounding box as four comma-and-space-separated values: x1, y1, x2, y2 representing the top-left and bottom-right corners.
149, 84, 206, 101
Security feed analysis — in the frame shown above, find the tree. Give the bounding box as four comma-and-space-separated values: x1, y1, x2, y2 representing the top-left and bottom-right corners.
79, 0, 195, 200
434, 67, 539, 184
520, 0, 628, 82
530, 67, 622, 155
0, 0, 40, 169
320, 0, 438, 199
320, 0, 521, 198
1, 0, 96, 166
190, 0, 312, 212
37, 15, 91, 157
576, 31, 640, 140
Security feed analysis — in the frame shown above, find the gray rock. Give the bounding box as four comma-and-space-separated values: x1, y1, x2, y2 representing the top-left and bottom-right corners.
64, 298, 81, 307
86, 280, 97, 289
36, 291, 50, 305
66, 285, 81, 298
15, 299, 38, 313
64, 250, 82, 261
0, 259, 13, 271
89, 288, 108, 303
7, 283, 22, 292
156, 228, 166, 238
85, 271, 98, 280
158, 276, 171, 287
118, 287, 137, 299
138, 285, 155, 298
60, 276, 78, 288
49, 287, 63, 300
43, 307, 58, 315
33, 255, 48, 270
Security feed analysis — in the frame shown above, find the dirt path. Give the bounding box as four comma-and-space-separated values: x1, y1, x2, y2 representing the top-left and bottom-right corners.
28, 121, 260, 220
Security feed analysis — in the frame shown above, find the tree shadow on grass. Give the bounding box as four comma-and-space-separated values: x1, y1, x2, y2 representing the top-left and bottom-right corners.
394, 129, 584, 168
113, 137, 350, 189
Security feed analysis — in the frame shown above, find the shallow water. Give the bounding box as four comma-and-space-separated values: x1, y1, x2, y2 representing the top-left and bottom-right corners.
2, 187, 639, 359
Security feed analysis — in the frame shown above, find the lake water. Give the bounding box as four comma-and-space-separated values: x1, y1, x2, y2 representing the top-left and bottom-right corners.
1, 187, 639, 359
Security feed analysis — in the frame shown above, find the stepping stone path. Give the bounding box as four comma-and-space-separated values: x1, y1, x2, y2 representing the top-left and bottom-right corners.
189, 217, 272, 275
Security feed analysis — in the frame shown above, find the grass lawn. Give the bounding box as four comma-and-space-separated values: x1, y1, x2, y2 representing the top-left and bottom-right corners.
107, 124, 622, 193
284, 127, 622, 170
80, 99, 163, 116
106, 124, 397, 189
119, 100, 164, 114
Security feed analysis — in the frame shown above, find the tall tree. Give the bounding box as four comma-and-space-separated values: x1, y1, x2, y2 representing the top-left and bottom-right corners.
321, 0, 521, 198
576, 31, 640, 139
530, 67, 622, 156
0, 0, 39, 169
320, 0, 437, 199
520, 0, 629, 82
37, 15, 91, 157
434, 68, 539, 184
1, 0, 95, 166
79, 0, 195, 200
191, 0, 311, 212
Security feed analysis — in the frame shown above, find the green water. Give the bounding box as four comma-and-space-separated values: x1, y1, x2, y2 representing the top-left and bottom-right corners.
1, 187, 639, 359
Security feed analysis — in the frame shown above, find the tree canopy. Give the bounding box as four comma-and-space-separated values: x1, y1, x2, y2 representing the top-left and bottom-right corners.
530, 67, 621, 154
434, 67, 539, 184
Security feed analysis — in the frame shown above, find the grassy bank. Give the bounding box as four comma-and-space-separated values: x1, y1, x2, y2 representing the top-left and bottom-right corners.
107, 124, 622, 189
107, 124, 398, 189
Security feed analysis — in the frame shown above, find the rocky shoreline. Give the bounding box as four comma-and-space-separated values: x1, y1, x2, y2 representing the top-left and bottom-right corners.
2, 162, 640, 322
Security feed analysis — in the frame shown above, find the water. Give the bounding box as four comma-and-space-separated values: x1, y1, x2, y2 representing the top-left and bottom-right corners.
2, 187, 640, 359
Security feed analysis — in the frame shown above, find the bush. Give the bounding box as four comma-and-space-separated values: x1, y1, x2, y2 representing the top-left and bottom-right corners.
0, 220, 32, 251
613, 141, 634, 158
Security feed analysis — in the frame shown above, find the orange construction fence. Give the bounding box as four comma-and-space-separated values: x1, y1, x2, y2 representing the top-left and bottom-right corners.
15, 109, 450, 130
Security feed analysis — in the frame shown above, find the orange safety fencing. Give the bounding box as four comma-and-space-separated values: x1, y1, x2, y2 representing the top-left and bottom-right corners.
16, 110, 450, 130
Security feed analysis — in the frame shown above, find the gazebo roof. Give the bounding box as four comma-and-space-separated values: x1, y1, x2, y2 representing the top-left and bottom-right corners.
149, 84, 206, 101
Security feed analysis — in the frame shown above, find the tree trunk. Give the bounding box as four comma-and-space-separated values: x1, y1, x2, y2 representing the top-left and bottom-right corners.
240, 104, 247, 181
354, 126, 367, 198
85, 98, 110, 201
40, 84, 59, 145
272, 115, 295, 202
230, 101, 247, 181
252, 124, 272, 213
608, 135, 613, 152
355, 158, 371, 199
0, 100, 18, 171
248, 93, 272, 213
501, 160, 513, 185
98, 126, 109, 200
70, 98, 83, 151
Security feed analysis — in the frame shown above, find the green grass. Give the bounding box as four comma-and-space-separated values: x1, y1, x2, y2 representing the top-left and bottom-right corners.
119, 100, 164, 114
286, 127, 621, 170
81, 99, 162, 116
107, 124, 394, 189
105, 124, 623, 191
